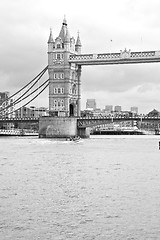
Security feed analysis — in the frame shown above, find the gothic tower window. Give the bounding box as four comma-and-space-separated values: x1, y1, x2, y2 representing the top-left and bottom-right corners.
57, 53, 61, 60
54, 73, 64, 79
54, 87, 64, 94
54, 88, 57, 94
54, 100, 57, 107
72, 84, 76, 95
56, 53, 63, 60
58, 88, 61, 94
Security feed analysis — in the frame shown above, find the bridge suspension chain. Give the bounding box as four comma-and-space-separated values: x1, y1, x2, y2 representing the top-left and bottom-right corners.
0, 68, 48, 113
0, 66, 48, 117
13, 79, 49, 106
1, 66, 48, 106
0, 80, 49, 117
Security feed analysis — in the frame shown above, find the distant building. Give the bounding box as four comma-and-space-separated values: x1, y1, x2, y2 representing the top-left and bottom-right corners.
93, 108, 102, 116
15, 106, 49, 118
15, 107, 33, 118
86, 99, 96, 110
0, 91, 15, 118
147, 109, 160, 117
0, 92, 9, 106
105, 105, 113, 113
131, 106, 138, 114
114, 105, 122, 112
81, 110, 93, 117
34, 107, 49, 117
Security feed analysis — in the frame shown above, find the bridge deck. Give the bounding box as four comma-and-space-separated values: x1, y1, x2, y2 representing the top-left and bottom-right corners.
77, 116, 160, 128
69, 50, 160, 65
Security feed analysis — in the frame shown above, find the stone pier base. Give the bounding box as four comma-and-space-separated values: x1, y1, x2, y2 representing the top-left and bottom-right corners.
39, 116, 91, 138
77, 127, 90, 138
39, 116, 78, 138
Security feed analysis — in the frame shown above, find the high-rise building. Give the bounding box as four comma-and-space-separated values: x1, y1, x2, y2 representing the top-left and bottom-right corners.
86, 99, 96, 110
131, 106, 138, 114
105, 105, 113, 113
114, 105, 122, 112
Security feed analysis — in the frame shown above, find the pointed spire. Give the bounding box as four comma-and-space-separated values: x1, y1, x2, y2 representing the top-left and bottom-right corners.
59, 16, 68, 41
64, 27, 70, 43
48, 28, 54, 43
75, 31, 81, 46
63, 15, 67, 26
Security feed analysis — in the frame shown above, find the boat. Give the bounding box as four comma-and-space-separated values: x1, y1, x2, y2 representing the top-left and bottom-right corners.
72, 136, 81, 142
66, 136, 81, 142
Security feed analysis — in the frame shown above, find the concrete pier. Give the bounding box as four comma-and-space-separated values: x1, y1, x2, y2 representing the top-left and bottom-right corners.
39, 116, 78, 138
39, 116, 90, 138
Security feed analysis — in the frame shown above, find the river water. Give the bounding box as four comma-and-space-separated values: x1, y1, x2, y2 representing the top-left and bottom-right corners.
0, 135, 160, 240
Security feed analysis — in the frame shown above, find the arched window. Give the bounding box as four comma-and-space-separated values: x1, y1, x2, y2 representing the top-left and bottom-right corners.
57, 44, 61, 49
72, 84, 76, 94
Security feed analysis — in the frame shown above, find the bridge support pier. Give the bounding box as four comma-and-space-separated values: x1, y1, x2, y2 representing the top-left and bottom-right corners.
77, 127, 90, 138
39, 116, 78, 138
39, 116, 90, 138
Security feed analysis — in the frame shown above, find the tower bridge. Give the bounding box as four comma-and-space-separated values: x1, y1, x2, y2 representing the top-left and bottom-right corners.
1, 17, 160, 138
39, 17, 160, 138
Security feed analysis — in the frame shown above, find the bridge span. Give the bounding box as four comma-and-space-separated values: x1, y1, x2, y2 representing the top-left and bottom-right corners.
0, 116, 160, 125
0, 116, 160, 137
69, 49, 160, 65
77, 116, 160, 128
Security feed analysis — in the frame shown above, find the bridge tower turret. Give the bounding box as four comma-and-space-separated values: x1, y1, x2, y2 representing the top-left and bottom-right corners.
48, 28, 54, 66
48, 17, 82, 117
75, 32, 82, 54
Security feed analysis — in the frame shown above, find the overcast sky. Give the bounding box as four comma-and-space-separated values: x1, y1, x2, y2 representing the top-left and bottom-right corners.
1, 0, 160, 113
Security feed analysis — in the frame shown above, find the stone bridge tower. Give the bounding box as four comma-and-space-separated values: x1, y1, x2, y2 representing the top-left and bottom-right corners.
48, 17, 82, 117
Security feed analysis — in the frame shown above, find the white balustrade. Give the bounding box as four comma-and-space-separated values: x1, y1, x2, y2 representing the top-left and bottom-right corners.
69, 49, 160, 64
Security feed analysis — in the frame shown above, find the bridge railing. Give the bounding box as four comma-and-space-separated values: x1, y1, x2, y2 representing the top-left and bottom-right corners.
69, 50, 160, 63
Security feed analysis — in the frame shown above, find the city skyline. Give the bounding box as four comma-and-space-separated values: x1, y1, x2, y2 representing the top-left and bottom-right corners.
1, 0, 160, 113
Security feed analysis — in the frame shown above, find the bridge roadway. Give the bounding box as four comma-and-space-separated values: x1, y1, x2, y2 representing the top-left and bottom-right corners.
69, 49, 160, 65
0, 116, 160, 128
77, 116, 160, 128
0, 117, 39, 124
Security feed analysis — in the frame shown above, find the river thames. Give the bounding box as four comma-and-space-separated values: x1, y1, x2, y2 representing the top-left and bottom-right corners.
0, 135, 160, 240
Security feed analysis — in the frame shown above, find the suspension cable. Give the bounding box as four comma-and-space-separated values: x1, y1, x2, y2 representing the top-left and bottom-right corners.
0, 69, 48, 113
14, 79, 49, 106
0, 79, 49, 115
0, 81, 49, 117
1, 65, 48, 105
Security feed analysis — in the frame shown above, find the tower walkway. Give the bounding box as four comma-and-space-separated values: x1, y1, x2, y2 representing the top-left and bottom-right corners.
69, 49, 160, 65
